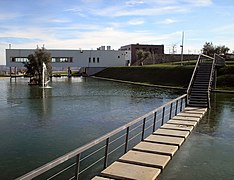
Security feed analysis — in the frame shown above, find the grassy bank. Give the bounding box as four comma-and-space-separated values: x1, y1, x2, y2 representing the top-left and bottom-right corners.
95, 63, 234, 90
217, 64, 234, 90
95, 64, 194, 88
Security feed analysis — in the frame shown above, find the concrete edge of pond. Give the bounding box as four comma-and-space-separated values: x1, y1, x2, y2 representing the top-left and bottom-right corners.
92, 76, 187, 90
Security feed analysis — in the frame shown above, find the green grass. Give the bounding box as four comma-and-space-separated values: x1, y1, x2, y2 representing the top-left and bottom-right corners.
95, 63, 234, 89
95, 65, 194, 88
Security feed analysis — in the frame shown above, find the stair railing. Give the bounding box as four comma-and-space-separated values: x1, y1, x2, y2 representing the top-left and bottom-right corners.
187, 54, 201, 99
214, 53, 225, 66
207, 55, 215, 108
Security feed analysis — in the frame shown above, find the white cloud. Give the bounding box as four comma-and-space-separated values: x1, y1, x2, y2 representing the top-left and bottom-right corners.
48, 18, 70, 23
128, 19, 144, 25
93, 5, 188, 17
160, 18, 177, 24
125, 0, 145, 6
188, 0, 213, 7
0, 13, 21, 20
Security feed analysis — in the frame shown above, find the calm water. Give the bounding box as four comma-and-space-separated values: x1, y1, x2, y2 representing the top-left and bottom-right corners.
160, 93, 234, 180
0, 77, 182, 179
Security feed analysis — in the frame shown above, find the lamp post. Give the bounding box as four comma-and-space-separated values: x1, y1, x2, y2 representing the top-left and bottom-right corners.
180, 31, 184, 66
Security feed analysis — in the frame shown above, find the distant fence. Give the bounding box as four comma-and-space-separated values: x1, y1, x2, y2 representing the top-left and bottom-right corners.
17, 94, 187, 180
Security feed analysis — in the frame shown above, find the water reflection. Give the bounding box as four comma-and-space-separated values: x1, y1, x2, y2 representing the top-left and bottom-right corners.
0, 77, 181, 180
160, 93, 234, 180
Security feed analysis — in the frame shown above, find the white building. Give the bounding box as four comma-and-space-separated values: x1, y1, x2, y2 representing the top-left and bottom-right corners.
6, 47, 131, 75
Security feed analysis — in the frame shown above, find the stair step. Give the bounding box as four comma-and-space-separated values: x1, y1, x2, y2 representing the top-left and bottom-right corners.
190, 93, 208, 96
190, 95, 208, 98
193, 80, 210, 83
192, 86, 208, 89
189, 101, 208, 104
193, 82, 209, 84
191, 89, 208, 92
189, 101, 207, 105
190, 96, 207, 99
188, 103, 208, 108
193, 83, 209, 85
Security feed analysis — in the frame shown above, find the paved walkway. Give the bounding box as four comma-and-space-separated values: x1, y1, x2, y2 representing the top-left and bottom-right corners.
92, 107, 207, 180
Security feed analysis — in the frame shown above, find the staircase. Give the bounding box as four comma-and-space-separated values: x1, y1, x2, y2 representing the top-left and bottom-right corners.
188, 62, 213, 107
186, 54, 223, 108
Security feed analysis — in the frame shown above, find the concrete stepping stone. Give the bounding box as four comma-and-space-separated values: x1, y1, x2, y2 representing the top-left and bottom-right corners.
144, 134, 185, 146
177, 112, 202, 118
153, 128, 190, 138
184, 107, 207, 111
183, 110, 206, 115
167, 120, 197, 127
119, 150, 170, 169
133, 141, 178, 156
92, 176, 113, 180
101, 161, 161, 180
172, 116, 200, 122
161, 123, 194, 132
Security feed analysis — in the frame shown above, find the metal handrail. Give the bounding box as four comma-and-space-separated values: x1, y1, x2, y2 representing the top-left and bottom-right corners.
207, 55, 216, 108
187, 54, 201, 95
187, 53, 215, 96
17, 94, 187, 180
214, 53, 225, 66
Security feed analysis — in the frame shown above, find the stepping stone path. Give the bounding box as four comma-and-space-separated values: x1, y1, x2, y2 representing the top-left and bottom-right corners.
92, 107, 207, 180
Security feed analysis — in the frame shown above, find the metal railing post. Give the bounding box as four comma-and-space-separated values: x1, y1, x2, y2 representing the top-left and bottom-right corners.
185, 96, 188, 107
161, 107, 165, 126
104, 138, 110, 169
75, 154, 81, 180
175, 100, 178, 116
153, 112, 157, 132
180, 98, 183, 112
169, 103, 173, 119
124, 127, 130, 153
141, 118, 146, 141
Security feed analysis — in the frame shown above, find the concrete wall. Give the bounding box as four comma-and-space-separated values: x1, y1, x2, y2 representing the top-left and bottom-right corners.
6, 49, 131, 68
141, 54, 199, 65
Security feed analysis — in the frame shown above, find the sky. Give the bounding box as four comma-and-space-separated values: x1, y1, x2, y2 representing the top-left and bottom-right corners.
0, 0, 234, 65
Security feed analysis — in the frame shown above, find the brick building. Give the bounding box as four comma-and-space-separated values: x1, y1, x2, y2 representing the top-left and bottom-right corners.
119, 44, 164, 65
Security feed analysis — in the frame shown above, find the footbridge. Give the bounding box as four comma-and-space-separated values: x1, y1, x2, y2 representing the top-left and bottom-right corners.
17, 54, 225, 180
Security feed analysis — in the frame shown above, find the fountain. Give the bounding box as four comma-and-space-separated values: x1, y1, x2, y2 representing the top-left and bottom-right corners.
42, 62, 51, 88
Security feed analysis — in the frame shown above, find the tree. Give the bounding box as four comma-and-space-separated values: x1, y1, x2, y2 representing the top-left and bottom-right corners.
202, 42, 230, 56
136, 50, 150, 66
24, 47, 52, 85
202, 42, 215, 56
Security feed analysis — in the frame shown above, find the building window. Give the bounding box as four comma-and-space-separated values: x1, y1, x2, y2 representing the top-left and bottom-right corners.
89, 57, 91, 63
11, 57, 29, 63
97, 57, 100, 63
93, 57, 95, 63
51, 57, 73, 63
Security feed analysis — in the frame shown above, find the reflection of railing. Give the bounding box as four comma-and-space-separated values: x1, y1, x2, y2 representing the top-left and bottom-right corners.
17, 94, 187, 180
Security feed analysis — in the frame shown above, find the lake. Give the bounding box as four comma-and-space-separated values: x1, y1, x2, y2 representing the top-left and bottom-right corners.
0, 77, 182, 179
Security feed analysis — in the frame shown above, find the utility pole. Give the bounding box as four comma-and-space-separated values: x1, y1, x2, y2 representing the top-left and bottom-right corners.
180, 31, 184, 66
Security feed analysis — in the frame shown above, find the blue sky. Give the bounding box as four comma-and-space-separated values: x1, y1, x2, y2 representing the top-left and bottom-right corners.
0, 0, 234, 64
